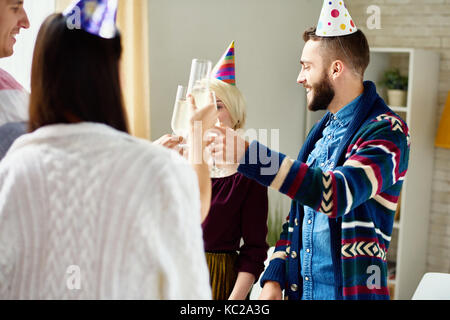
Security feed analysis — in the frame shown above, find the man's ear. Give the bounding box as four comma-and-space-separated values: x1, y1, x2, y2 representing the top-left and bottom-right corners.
330, 60, 344, 79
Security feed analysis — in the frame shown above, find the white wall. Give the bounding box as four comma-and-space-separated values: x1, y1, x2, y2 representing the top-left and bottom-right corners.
0, 0, 55, 91
148, 0, 321, 159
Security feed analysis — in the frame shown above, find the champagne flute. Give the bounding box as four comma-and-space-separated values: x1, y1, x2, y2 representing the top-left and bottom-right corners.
171, 85, 189, 148
187, 59, 213, 110
187, 59, 225, 176
205, 92, 227, 178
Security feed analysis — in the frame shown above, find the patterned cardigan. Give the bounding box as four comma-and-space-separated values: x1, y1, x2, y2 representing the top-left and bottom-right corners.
237, 81, 410, 300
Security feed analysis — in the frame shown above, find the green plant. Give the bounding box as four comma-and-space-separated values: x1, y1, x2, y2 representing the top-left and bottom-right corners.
380, 69, 408, 90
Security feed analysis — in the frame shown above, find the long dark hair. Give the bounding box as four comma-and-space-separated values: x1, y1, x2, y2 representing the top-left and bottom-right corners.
29, 13, 128, 133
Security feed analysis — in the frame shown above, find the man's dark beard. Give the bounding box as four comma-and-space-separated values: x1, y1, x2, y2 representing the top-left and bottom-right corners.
308, 74, 335, 111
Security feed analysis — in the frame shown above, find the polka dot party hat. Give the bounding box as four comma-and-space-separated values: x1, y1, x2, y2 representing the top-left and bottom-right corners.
316, 0, 357, 37
212, 41, 236, 86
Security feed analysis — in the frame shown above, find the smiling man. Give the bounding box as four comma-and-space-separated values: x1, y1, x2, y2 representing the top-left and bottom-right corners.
0, 0, 30, 160
209, 1, 411, 300
0, 0, 29, 57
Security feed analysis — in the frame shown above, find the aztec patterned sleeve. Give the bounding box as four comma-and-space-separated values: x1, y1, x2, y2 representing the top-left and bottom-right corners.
238, 114, 410, 220
239, 114, 410, 290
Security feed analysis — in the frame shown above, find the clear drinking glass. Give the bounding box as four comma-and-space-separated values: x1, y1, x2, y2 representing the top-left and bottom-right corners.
187, 59, 213, 109
171, 85, 189, 147
186, 59, 225, 176
206, 93, 226, 178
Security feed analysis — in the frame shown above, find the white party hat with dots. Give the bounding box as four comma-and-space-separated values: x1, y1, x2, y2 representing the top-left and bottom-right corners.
316, 0, 357, 37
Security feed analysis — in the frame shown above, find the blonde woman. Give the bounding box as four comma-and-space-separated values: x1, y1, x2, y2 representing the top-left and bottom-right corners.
157, 43, 269, 300
202, 77, 269, 300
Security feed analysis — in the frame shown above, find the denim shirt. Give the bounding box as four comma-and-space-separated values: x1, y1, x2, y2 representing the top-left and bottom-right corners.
300, 94, 362, 300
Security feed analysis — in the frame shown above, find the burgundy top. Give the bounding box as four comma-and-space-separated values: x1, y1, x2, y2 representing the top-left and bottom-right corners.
202, 172, 269, 281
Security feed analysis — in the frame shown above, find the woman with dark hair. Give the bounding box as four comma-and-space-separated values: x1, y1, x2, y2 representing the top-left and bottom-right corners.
0, 0, 214, 300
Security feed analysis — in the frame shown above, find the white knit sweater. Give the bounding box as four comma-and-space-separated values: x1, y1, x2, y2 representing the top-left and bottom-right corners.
0, 122, 212, 300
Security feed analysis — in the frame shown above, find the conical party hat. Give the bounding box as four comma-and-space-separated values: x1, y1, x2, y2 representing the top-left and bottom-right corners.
212, 41, 236, 86
63, 0, 118, 39
316, 0, 357, 37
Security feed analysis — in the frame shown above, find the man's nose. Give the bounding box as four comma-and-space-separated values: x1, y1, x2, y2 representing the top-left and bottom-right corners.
20, 9, 30, 29
297, 72, 306, 84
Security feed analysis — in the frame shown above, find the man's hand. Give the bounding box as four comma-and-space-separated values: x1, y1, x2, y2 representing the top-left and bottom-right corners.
259, 281, 283, 300
208, 126, 249, 167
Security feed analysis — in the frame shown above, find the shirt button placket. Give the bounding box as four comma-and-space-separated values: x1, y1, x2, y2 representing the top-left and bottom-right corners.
303, 211, 314, 300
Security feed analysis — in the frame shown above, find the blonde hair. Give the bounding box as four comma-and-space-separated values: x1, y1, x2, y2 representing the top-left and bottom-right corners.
209, 78, 247, 130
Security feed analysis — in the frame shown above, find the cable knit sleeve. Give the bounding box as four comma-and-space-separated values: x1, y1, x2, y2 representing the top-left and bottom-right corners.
134, 149, 212, 300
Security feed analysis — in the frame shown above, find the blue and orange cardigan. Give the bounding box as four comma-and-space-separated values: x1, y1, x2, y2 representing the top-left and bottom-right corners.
237, 81, 410, 300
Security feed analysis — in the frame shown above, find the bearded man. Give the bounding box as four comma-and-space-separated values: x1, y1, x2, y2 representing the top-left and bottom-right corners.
208, 7, 410, 300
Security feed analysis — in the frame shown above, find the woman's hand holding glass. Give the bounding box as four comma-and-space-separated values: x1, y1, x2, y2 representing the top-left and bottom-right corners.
153, 134, 186, 156
187, 91, 219, 136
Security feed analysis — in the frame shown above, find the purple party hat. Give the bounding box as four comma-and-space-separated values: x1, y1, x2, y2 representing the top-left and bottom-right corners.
63, 0, 118, 39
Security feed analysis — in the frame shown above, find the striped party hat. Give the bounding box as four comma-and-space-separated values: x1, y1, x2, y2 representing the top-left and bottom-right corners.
63, 0, 118, 39
212, 41, 236, 86
316, 0, 357, 37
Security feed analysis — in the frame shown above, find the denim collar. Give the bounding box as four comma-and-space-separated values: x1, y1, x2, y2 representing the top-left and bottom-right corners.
298, 81, 385, 164
328, 94, 363, 127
